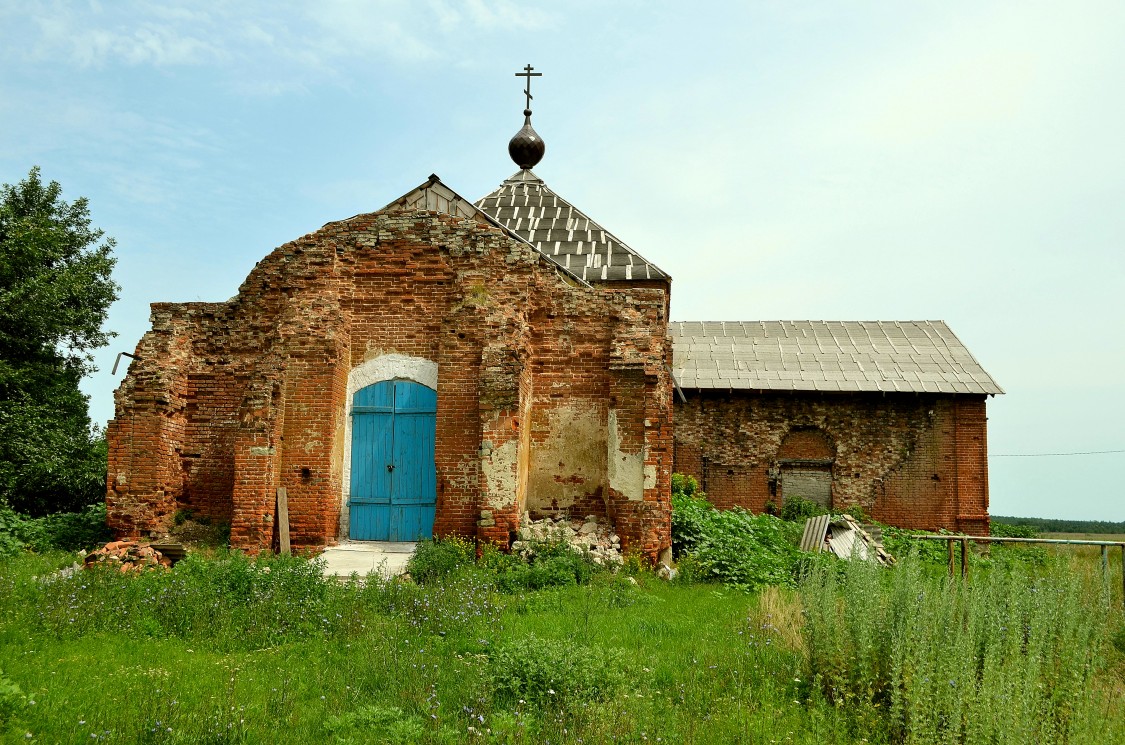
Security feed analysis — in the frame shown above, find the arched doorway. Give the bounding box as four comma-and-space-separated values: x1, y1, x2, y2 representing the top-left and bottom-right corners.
348, 379, 437, 541
775, 428, 835, 509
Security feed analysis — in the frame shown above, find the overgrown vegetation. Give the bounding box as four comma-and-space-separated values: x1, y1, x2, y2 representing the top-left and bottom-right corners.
990, 520, 1039, 538
1, 541, 1121, 743
779, 494, 828, 522
408, 534, 600, 593
2, 473, 1122, 741
672, 473, 805, 590
0, 502, 110, 557
801, 556, 1116, 743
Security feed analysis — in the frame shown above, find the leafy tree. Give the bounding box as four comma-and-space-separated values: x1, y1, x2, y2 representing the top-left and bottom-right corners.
0, 167, 118, 515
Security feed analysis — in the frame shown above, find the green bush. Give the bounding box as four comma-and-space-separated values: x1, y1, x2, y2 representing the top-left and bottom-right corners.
671, 493, 804, 591
670, 491, 714, 558
0, 506, 29, 557
671, 472, 701, 498
406, 535, 476, 584
0, 502, 110, 555
488, 633, 627, 707
779, 495, 827, 522
489, 539, 598, 592
0, 670, 25, 727
880, 526, 954, 565
990, 521, 1038, 539
28, 502, 110, 551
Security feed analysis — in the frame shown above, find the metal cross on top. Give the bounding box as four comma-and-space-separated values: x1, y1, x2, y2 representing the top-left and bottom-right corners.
515, 64, 542, 110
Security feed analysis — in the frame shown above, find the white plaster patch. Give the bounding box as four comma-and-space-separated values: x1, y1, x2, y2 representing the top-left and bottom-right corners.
339, 354, 438, 538
643, 465, 657, 490
607, 410, 645, 501
482, 439, 519, 509
527, 405, 607, 510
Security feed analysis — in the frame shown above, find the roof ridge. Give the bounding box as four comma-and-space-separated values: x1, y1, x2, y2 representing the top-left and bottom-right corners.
476, 174, 670, 282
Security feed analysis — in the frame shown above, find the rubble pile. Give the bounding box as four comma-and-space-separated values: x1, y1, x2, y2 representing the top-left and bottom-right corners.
512, 512, 624, 567
82, 540, 173, 572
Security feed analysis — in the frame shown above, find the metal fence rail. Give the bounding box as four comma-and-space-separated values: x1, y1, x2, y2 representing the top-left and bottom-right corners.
910, 533, 1125, 609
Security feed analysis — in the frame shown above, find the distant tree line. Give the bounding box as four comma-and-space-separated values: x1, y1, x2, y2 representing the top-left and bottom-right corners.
991, 515, 1125, 535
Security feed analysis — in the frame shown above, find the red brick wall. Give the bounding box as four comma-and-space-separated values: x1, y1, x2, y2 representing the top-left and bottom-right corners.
108, 200, 673, 557
673, 391, 990, 532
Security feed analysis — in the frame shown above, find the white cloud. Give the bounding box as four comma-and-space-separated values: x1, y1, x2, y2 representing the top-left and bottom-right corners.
27, 9, 224, 67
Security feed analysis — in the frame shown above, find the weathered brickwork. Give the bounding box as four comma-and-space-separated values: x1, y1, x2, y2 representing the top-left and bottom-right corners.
108, 192, 673, 558
673, 391, 989, 534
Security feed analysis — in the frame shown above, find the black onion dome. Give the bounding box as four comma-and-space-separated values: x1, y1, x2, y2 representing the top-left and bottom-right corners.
508, 109, 545, 169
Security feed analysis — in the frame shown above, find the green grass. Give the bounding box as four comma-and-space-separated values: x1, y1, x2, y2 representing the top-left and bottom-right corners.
1, 547, 1123, 744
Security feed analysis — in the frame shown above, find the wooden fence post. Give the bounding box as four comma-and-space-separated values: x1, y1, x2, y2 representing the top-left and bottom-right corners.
277, 487, 291, 555
960, 537, 969, 578
947, 539, 955, 577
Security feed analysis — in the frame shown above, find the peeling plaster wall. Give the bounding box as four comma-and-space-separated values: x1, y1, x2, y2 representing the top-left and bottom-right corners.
527, 405, 608, 514
481, 435, 520, 510
608, 409, 645, 501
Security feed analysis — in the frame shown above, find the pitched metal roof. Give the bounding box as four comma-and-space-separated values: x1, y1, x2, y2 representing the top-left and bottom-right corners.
476, 169, 670, 283
670, 320, 1003, 395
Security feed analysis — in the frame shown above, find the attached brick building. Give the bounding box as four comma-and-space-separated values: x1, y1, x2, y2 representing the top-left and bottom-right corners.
106, 99, 1002, 552
670, 321, 1002, 534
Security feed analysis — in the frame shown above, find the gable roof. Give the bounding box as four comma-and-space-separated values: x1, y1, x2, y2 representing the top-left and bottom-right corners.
476, 169, 670, 283
369, 174, 592, 288
670, 320, 1003, 395
382, 173, 485, 221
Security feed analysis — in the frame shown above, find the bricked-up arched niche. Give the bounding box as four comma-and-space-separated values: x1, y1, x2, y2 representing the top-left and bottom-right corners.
775, 428, 836, 509
339, 355, 438, 539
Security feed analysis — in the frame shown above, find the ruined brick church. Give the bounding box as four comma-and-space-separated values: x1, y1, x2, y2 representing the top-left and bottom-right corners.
106, 74, 1002, 556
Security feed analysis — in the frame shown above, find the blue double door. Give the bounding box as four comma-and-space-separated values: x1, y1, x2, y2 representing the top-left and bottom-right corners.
349, 380, 436, 541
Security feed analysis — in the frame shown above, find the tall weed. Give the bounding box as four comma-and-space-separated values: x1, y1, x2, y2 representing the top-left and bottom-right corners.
800, 555, 1114, 743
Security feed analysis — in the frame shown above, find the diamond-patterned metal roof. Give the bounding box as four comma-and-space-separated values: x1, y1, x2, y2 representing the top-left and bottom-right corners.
476, 169, 670, 283
670, 320, 1003, 395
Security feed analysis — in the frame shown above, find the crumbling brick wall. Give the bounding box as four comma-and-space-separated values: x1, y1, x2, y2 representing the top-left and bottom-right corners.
108, 196, 673, 558
673, 391, 989, 534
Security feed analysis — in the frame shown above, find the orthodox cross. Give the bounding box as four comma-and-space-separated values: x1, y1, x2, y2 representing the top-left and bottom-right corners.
515, 64, 542, 110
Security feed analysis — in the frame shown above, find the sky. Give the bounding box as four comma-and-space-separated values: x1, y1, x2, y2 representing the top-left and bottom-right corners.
1, 0, 1122, 522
